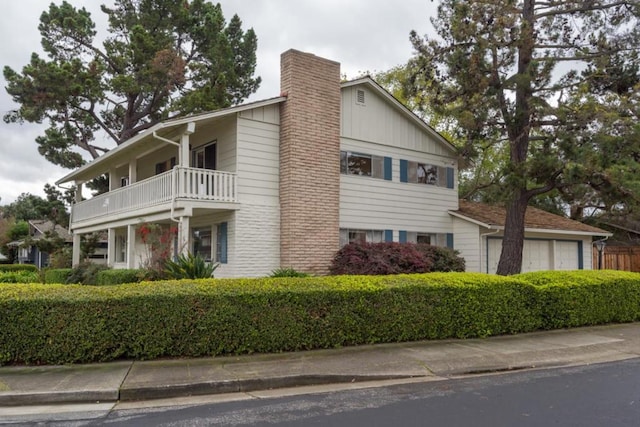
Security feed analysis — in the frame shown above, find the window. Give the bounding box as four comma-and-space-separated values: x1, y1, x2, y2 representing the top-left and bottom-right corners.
155, 157, 176, 175
120, 176, 129, 187
192, 227, 212, 262
400, 160, 454, 188
192, 142, 217, 170
115, 234, 127, 263
339, 229, 384, 246
340, 151, 388, 179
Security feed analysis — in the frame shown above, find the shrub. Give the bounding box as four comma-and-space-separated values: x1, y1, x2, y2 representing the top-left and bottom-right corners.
416, 244, 466, 272
0, 270, 39, 283
44, 268, 72, 284
95, 269, 143, 285
331, 242, 444, 275
270, 267, 310, 278
164, 253, 219, 279
0, 264, 38, 273
66, 262, 111, 285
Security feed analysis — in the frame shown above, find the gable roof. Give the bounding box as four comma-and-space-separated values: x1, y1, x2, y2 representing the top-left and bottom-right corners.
29, 220, 72, 242
450, 200, 611, 236
341, 76, 458, 155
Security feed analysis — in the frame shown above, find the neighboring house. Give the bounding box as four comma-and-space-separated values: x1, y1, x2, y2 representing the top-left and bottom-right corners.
55, 49, 609, 277
450, 200, 611, 273
8, 220, 72, 268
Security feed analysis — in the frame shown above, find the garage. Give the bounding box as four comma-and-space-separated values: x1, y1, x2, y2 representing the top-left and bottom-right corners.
487, 238, 580, 274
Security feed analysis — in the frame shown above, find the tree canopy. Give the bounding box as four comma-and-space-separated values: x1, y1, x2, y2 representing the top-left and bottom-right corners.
408, 0, 640, 274
4, 0, 260, 169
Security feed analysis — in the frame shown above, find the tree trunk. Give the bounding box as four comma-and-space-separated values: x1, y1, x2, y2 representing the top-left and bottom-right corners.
496, 192, 529, 275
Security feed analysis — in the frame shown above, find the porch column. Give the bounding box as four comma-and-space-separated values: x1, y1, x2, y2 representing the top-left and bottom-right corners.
180, 133, 190, 167
109, 168, 117, 191
107, 228, 116, 266
129, 159, 137, 184
72, 233, 81, 266
178, 216, 190, 255
127, 224, 136, 268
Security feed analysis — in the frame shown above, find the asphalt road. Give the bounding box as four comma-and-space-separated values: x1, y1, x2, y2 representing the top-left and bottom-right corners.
8, 358, 640, 426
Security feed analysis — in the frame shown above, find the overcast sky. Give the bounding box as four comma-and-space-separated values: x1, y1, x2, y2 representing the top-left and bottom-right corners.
0, 0, 437, 205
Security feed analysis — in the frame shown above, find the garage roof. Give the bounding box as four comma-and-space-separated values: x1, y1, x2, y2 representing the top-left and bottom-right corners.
450, 200, 611, 236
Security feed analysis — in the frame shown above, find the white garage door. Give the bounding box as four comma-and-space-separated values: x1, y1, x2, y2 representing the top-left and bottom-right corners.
487, 239, 580, 273
555, 241, 580, 270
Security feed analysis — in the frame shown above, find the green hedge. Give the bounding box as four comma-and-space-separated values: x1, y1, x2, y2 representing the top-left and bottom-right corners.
1, 270, 639, 365
0, 264, 38, 273
95, 269, 143, 285
44, 269, 73, 284
0, 270, 40, 284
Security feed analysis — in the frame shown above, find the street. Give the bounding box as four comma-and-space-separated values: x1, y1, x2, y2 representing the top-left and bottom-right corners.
5, 358, 640, 426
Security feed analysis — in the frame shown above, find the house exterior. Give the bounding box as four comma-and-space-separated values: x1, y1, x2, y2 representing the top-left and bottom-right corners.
450, 200, 611, 273
9, 220, 72, 268
56, 49, 609, 277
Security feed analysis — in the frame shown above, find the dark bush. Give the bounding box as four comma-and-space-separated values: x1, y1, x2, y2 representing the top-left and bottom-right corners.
44, 269, 72, 284
330, 242, 465, 275
0, 264, 38, 273
416, 244, 466, 272
66, 262, 111, 285
330, 242, 431, 275
96, 269, 143, 285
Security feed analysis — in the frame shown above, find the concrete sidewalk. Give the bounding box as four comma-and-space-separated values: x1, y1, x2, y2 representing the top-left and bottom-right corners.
1, 323, 640, 407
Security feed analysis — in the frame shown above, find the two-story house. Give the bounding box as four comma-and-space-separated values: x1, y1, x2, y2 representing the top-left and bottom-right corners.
56, 49, 609, 277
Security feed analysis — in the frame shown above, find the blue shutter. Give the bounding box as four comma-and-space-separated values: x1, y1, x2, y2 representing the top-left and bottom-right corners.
217, 222, 228, 264
399, 230, 407, 243
577, 241, 584, 270
383, 157, 392, 181
446, 233, 454, 249
446, 167, 455, 189
400, 159, 408, 183
385, 229, 393, 242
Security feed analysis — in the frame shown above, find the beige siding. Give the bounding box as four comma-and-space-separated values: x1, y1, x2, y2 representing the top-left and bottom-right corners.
340, 139, 458, 235
189, 117, 237, 173
236, 115, 280, 204
452, 217, 481, 272
341, 85, 454, 157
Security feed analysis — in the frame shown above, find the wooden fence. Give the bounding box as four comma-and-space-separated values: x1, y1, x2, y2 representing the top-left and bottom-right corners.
593, 246, 640, 272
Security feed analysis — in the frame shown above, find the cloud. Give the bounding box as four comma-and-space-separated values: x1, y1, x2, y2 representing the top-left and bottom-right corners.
0, 0, 436, 204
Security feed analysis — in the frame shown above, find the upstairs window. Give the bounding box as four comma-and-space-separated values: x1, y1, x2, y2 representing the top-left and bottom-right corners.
340, 151, 391, 180
400, 160, 455, 189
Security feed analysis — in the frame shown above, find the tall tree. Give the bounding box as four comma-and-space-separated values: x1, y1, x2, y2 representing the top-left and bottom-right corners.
4, 0, 260, 168
408, 0, 640, 274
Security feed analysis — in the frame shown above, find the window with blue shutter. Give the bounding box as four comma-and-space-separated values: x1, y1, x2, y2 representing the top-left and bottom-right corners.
384, 157, 392, 181
446, 167, 455, 189
399, 230, 407, 243
577, 241, 584, 270
446, 233, 454, 248
384, 229, 393, 242
400, 160, 408, 183
216, 222, 228, 264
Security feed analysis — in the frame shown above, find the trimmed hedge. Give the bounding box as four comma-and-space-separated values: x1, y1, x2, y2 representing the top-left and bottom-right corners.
0, 264, 38, 273
1, 270, 639, 365
44, 269, 73, 284
0, 270, 39, 284
95, 269, 143, 285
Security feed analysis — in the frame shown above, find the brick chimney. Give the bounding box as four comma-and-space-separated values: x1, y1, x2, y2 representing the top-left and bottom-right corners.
279, 49, 341, 274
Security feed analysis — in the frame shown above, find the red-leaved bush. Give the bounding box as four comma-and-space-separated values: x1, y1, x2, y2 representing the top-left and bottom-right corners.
330, 242, 465, 275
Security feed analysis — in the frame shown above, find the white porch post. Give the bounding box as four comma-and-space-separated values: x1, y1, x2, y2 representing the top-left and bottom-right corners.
129, 159, 137, 184
109, 168, 117, 191
127, 224, 136, 268
178, 216, 190, 255
107, 228, 116, 266
71, 182, 83, 266
180, 133, 190, 167
72, 233, 81, 266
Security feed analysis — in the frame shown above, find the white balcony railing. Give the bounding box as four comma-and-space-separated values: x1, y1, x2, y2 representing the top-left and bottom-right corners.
72, 167, 237, 224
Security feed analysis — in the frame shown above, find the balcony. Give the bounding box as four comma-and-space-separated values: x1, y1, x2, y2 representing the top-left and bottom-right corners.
71, 167, 237, 224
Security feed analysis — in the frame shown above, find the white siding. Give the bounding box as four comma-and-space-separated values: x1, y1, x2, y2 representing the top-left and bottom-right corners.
189, 117, 237, 173
232, 203, 280, 277
452, 217, 481, 272
340, 139, 457, 235
341, 85, 454, 157
236, 113, 280, 205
